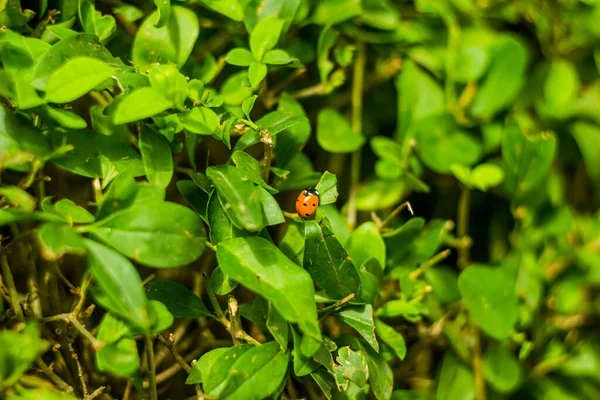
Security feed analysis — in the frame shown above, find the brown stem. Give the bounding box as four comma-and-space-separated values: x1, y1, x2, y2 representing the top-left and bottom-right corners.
39, 314, 103, 350
472, 329, 486, 400
35, 359, 75, 394
157, 333, 192, 374
457, 186, 471, 268
145, 334, 158, 400
1, 250, 24, 321
378, 201, 414, 231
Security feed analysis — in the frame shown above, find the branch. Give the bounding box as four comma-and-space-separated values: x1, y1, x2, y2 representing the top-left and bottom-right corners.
145, 334, 158, 400
39, 313, 103, 350
157, 333, 192, 374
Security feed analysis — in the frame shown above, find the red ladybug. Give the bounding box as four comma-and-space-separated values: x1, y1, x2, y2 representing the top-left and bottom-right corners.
296, 188, 319, 219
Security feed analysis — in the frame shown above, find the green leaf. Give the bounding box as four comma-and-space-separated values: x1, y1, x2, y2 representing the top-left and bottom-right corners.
374, 320, 406, 360
180, 107, 219, 135
37, 223, 86, 261
0, 323, 48, 392
95, 172, 139, 220
333, 346, 368, 389
314, 171, 338, 205
317, 108, 365, 153
186, 347, 229, 384
334, 305, 378, 352
470, 35, 528, 119
197, 0, 244, 21
242, 95, 258, 120
139, 125, 173, 189
38, 105, 87, 129
267, 302, 289, 349
257, 111, 306, 135
177, 180, 210, 223
153, 0, 171, 27
206, 165, 265, 231
541, 60, 580, 119
146, 279, 212, 318
257, 187, 285, 226
346, 221, 385, 270
217, 237, 322, 341
203, 344, 254, 394
78, 0, 116, 42
458, 265, 518, 340
250, 16, 284, 61
470, 164, 504, 191
437, 352, 474, 400
114, 5, 144, 22
113, 87, 173, 125
96, 338, 140, 378
0, 186, 35, 212
132, 6, 200, 68
226, 47, 255, 66
232, 150, 277, 194
571, 122, 600, 192
248, 61, 268, 88
275, 92, 311, 168
45, 57, 115, 103
216, 342, 290, 400
263, 49, 293, 65
91, 202, 206, 268
291, 326, 319, 376
357, 340, 393, 400
8, 388, 77, 400
54, 199, 95, 224
85, 239, 150, 330
304, 219, 362, 299
148, 64, 188, 109
312, 0, 362, 25
221, 71, 254, 105
483, 345, 522, 393
209, 266, 238, 295
207, 191, 252, 245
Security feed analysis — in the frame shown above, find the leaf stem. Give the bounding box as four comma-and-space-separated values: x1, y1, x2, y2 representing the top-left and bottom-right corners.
457, 186, 472, 268
409, 249, 452, 281
347, 40, 366, 230
260, 130, 274, 183
39, 313, 103, 350
35, 359, 75, 394
1, 249, 24, 321
145, 334, 158, 400
472, 328, 487, 400
157, 334, 192, 374
378, 201, 414, 231
318, 293, 355, 321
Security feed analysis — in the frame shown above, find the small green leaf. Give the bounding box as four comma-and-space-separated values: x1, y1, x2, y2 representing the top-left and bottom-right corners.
226, 48, 255, 66
257, 111, 306, 135
374, 320, 406, 360
263, 49, 294, 65
346, 221, 385, 270
334, 305, 378, 352
217, 237, 322, 341
153, 0, 171, 27
470, 163, 504, 191
177, 180, 210, 223
458, 265, 518, 340
248, 61, 267, 88
437, 352, 474, 400
0, 323, 48, 391
197, 0, 244, 21
317, 108, 364, 153
38, 105, 87, 129
186, 347, 229, 384
139, 125, 173, 189
146, 279, 212, 318
232, 151, 277, 194
304, 219, 362, 299
85, 239, 150, 329
541, 60, 580, 119
79, 0, 116, 42
209, 266, 238, 295
113, 87, 173, 125
357, 340, 393, 400
203, 344, 254, 395
0, 186, 35, 212
483, 345, 522, 393
206, 165, 265, 231
242, 95, 258, 120
312, 0, 362, 25
291, 326, 319, 376
250, 16, 284, 61
45, 57, 115, 103
54, 199, 95, 224
96, 338, 140, 378
37, 223, 86, 261
333, 346, 368, 389
314, 171, 338, 205
180, 107, 219, 135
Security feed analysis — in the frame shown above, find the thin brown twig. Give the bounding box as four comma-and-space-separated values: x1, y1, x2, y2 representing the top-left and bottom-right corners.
35, 359, 75, 394
157, 333, 192, 374
1, 250, 24, 321
39, 313, 103, 350
68, 342, 88, 397
378, 201, 414, 231
409, 249, 452, 281
318, 293, 356, 321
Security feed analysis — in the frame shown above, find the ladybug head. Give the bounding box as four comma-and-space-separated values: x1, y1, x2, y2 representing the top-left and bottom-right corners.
305, 187, 319, 197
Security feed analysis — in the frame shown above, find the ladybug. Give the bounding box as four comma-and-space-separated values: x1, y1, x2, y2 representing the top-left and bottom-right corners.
296, 188, 320, 219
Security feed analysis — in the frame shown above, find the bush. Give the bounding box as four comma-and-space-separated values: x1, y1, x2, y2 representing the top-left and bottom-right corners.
1, 0, 600, 399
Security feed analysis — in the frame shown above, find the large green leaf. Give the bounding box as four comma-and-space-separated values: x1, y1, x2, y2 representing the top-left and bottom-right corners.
346, 221, 385, 270
139, 125, 173, 189
217, 237, 322, 341
146, 280, 212, 318
132, 6, 200, 68
44, 57, 115, 103
113, 87, 173, 124
317, 108, 365, 153
334, 305, 378, 352
304, 219, 361, 299
90, 202, 206, 268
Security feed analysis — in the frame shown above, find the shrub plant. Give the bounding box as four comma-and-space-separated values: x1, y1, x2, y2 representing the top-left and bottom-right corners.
1, 0, 600, 399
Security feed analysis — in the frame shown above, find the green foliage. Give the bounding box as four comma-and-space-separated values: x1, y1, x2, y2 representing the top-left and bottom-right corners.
1, 1, 600, 400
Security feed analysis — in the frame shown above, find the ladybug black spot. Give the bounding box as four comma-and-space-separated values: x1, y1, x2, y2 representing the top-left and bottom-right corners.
296, 199, 299, 202
312, 203, 316, 206
305, 213, 310, 217
303, 203, 307, 206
